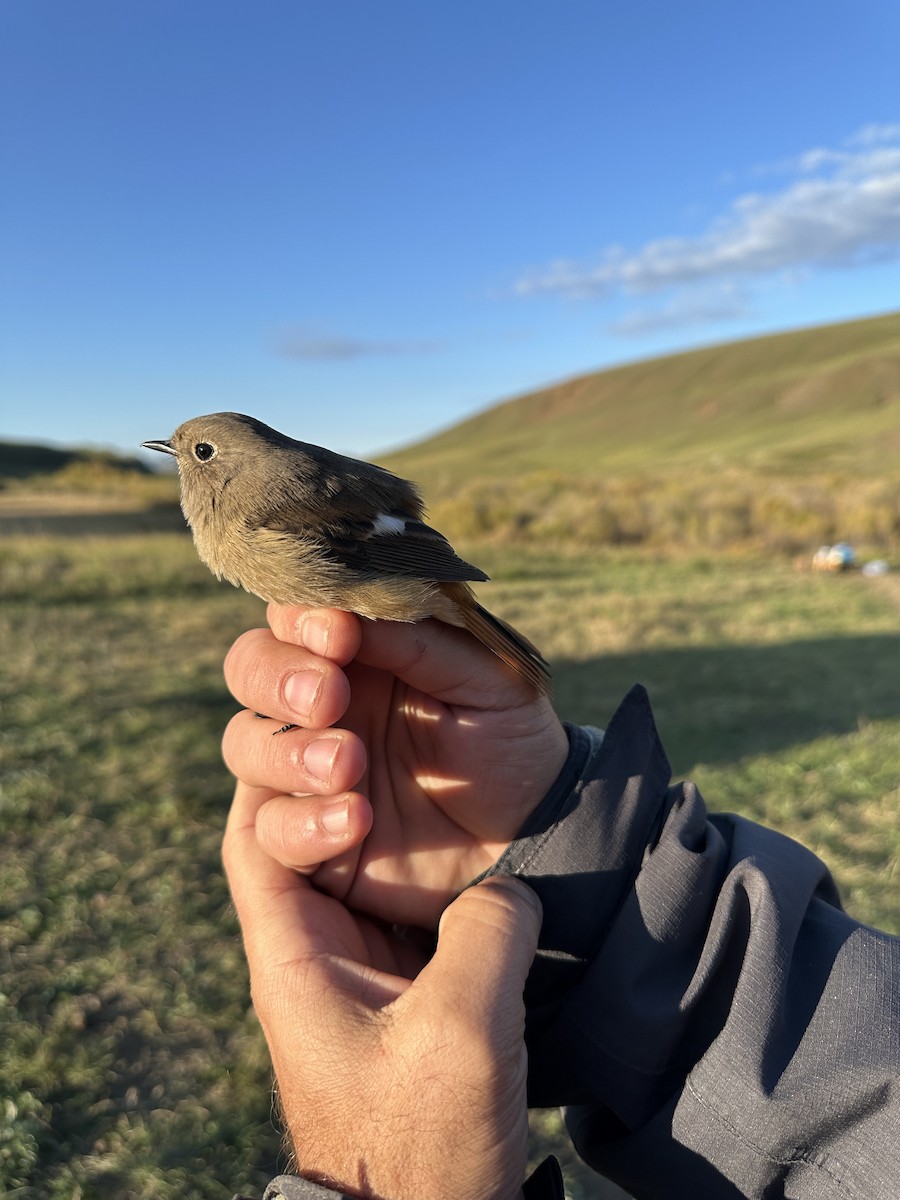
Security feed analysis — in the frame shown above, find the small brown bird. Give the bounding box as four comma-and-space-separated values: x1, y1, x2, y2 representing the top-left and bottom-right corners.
143, 413, 550, 694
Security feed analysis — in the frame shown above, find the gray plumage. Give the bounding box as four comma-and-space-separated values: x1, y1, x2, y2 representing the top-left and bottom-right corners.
143, 412, 550, 694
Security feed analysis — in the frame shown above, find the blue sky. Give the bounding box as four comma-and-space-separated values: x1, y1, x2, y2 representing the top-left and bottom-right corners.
2, 0, 900, 459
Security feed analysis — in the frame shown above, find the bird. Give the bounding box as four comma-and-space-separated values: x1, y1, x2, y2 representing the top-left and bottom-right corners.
142, 412, 550, 694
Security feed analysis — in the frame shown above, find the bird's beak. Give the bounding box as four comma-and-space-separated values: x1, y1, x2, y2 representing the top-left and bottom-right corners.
142, 439, 176, 457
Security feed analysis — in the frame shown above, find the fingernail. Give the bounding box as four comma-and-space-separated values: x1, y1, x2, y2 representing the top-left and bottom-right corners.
284, 671, 321, 718
300, 612, 331, 657
320, 796, 349, 836
303, 736, 340, 785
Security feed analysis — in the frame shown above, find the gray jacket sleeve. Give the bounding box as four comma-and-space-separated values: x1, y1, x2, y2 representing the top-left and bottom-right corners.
237, 1153, 564, 1199
486, 685, 900, 1199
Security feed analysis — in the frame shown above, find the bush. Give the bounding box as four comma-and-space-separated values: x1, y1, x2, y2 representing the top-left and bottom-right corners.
428, 468, 900, 558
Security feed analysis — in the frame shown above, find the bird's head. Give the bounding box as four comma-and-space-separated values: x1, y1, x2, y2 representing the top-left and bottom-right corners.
143, 412, 297, 519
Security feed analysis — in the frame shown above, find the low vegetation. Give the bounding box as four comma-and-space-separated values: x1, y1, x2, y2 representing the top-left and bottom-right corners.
426, 465, 900, 557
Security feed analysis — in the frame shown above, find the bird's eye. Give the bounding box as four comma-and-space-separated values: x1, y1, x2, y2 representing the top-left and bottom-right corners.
193, 442, 217, 462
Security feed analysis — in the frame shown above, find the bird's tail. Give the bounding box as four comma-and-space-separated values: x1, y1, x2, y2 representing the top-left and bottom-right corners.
440, 582, 552, 695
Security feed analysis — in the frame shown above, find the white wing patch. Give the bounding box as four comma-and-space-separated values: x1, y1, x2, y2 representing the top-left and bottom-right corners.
371, 513, 407, 536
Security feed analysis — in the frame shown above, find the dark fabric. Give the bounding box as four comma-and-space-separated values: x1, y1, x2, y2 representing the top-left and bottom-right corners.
265, 1176, 352, 1200
487, 685, 900, 1199
233, 1173, 365, 1199
240, 1157, 565, 1199
523, 1155, 566, 1199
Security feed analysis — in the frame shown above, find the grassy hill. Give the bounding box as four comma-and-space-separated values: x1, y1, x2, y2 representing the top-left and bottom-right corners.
0, 439, 153, 482
0, 439, 178, 532
380, 311, 900, 557
383, 309, 900, 484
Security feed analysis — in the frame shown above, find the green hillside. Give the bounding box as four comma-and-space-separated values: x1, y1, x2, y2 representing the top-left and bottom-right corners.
382, 310, 900, 484
0, 440, 152, 482
380, 311, 900, 556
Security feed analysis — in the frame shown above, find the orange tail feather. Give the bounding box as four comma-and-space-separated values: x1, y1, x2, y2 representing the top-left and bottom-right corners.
439, 582, 551, 695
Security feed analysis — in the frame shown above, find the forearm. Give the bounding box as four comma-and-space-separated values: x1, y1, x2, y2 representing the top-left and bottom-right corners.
490, 685, 900, 1198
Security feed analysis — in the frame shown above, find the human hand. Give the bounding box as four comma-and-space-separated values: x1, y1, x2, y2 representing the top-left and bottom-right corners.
222, 605, 568, 927
223, 773, 542, 1200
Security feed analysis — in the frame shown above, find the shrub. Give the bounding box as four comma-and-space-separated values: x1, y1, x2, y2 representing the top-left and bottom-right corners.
428, 469, 900, 558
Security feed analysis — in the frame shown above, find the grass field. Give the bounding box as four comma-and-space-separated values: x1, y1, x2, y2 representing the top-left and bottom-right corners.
1, 517, 898, 1198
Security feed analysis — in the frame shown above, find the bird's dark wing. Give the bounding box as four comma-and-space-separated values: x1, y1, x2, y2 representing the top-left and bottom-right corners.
261, 453, 487, 582
334, 517, 489, 582
265, 503, 488, 583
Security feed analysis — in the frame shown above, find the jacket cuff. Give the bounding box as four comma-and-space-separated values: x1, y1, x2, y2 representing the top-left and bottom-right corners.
238, 1155, 565, 1200
482, 685, 673, 1099
486, 685, 672, 1001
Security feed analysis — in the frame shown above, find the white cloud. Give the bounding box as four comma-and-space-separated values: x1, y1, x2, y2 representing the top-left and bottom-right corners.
514, 125, 900, 334
610, 284, 753, 337
848, 123, 900, 147
274, 326, 446, 361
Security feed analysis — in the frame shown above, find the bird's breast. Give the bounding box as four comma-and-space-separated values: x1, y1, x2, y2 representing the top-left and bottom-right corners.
183, 494, 454, 618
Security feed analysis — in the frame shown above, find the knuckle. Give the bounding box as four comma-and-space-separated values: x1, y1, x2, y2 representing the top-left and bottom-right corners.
256, 798, 316, 858
267, 602, 310, 643
223, 627, 270, 697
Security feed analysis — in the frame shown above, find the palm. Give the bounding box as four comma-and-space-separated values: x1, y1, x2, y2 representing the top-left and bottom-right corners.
294, 874, 430, 981
311, 659, 566, 927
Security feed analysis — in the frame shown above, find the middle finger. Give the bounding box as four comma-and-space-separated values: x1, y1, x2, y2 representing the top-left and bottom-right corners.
224, 627, 352, 730
222, 708, 367, 796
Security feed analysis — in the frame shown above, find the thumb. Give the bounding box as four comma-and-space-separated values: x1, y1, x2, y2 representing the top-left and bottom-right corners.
355, 616, 533, 707
417, 877, 542, 1025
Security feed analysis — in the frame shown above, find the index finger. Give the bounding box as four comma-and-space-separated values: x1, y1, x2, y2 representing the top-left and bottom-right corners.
266, 604, 363, 665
